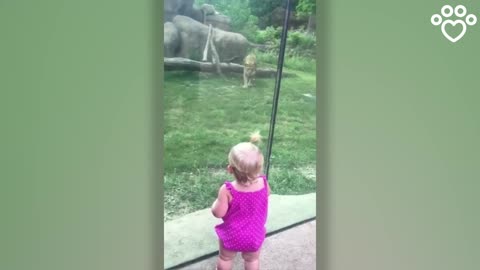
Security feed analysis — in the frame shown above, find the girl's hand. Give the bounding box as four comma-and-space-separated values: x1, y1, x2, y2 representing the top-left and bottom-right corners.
211, 184, 230, 218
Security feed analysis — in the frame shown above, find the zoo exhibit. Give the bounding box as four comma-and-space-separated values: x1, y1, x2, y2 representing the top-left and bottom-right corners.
164, 0, 317, 269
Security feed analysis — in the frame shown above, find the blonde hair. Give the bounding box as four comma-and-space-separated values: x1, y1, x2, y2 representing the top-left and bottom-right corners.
228, 131, 264, 184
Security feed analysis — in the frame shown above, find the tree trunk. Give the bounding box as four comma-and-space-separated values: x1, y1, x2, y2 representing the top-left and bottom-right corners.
164, 57, 293, 77
307, 14, 315, 33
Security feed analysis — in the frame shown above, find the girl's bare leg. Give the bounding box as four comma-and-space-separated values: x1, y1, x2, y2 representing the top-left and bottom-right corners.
242, 249, 261, 270
217, 240, 237, 270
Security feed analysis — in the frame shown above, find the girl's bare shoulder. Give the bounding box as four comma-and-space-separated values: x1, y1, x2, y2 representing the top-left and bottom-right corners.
232, 177, 265, 192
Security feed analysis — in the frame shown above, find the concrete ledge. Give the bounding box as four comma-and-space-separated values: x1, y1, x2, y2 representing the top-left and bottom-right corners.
164, 193, 316, 269
177, 220, 317, 270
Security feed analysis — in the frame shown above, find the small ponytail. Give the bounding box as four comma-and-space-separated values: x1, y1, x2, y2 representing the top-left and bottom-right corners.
249, 130, 262, 145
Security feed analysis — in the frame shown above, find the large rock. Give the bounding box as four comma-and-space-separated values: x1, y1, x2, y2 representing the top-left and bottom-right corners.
205, 14, 231, 31
164, 22, 180, 57
164, 0, 202, 23
172, 15, 249, 64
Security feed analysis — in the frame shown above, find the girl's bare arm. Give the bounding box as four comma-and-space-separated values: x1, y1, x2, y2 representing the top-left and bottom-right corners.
211, 184, 230, 218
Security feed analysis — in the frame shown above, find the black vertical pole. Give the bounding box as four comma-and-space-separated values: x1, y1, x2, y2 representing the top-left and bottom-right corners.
265, 0, 292, 178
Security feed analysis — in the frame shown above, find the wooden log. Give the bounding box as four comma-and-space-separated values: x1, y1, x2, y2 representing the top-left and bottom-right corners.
164, 57, 293, 77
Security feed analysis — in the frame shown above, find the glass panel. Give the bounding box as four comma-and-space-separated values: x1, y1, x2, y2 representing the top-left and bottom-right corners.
266, 0, 317, 195
163, 1, 316, 265
164, 0, 287, 221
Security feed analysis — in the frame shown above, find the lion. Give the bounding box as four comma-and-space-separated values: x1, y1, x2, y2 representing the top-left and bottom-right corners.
243, 54, 257, 88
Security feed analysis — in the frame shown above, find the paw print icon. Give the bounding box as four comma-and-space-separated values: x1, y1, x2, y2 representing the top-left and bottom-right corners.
431, 5, 477, 43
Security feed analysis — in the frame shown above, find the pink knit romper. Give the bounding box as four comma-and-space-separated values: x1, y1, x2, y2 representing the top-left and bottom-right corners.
215, 175, 269, 252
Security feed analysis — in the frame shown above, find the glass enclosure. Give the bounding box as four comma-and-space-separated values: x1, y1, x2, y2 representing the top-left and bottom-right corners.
163, 0, 316, 222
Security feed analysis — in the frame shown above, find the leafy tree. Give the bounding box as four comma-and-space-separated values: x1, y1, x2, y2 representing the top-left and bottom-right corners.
295, 0, 316, 32
194, 0, 259, 41
248, 0, 288, 29
295, 0, 316, 17
248, 0, 284, 18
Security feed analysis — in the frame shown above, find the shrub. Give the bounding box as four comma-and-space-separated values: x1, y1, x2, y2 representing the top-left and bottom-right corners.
287, 30, 315, 51
254, 26, 282, 46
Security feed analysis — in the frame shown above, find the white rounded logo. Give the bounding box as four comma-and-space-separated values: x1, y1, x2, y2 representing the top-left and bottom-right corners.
431, 5, 477, 43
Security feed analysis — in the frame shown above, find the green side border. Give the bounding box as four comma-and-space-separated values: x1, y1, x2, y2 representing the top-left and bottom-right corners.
154, 0, 164, 268
316, 0, 329, 270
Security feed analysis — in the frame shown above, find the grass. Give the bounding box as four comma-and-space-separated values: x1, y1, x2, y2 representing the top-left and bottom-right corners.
256, 51, 316, 73
164, 59, 316, 221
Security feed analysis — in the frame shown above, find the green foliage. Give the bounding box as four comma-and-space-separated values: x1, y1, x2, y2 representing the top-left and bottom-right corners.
248, 0, 284, 19
195, 0, 259, 41
296, 0, 316, 18
285, 54, 316, 72
254, 51, 278, 66
287, 31, 302, 47
191, 1, 316, 73
253, 26, 282, 45
287, 30, 315, 51
256, 50, 316, 73
254, 27, 316, 61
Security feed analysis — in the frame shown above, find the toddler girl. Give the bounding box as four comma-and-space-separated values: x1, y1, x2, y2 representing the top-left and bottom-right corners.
211, 131, 271, 270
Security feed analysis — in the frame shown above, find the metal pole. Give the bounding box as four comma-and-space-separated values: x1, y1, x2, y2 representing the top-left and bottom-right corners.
265, 0, 292, 178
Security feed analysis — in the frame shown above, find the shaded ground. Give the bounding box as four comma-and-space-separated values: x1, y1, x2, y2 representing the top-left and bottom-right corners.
164, 194, 316, 269
176, 220, 316, 270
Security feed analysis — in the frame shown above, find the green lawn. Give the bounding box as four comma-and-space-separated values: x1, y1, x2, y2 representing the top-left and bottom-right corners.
164, 63, 316, 221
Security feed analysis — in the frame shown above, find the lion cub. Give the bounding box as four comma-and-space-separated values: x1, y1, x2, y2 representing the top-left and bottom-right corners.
243, 54, 257, 88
